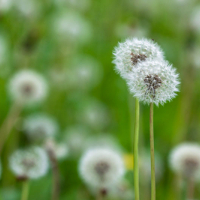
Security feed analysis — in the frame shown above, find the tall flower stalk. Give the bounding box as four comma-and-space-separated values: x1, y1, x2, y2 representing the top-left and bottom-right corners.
150, 103, 156, 200
0, 102, 21, 154
134, 98, 140, 200
46, 140, 60, 200
21, 181, 29, 200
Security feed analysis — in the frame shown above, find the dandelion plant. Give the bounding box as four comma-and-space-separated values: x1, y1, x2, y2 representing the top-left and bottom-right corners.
113, 37, 179, 200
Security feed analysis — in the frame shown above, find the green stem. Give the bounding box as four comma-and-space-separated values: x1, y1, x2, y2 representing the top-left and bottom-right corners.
47, 148, 60, 200
187, 177, 194, 200
0, 103, 21, 155
21, 181, 29, 200
134, 98, 140, 200
150, 103, 156, 200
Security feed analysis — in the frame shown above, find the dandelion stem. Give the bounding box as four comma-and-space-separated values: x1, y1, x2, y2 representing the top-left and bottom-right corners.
187, 177, 194, 199
47, 147, 60, 200
150, 102, 156, 200
96, 189, 106, 200
134, 98, 140, 200
0, 103, 21, 155
21, 181, 29, 200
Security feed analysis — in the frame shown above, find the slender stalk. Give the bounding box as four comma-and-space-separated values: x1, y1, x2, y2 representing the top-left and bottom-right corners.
47, 147, 60, 200
187, 177, 194, 200
0, 103, 21, 154
150, 103, 156, 200
21, 181, 29, 200
134, 98, 140, 200
96, 189, 106, 200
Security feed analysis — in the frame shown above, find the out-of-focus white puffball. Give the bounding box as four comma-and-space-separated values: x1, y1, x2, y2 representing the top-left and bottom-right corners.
23, 114, 58, 142
76, 99, 110, 131
8, 70, 48, 106
66, 56, 103, 91
79, 148, 125, 189
169, 143, 200, 180
140, 151, 163, 182
9, 147, 49, 179
65, 125, 90, 157
52, 11, 92, 44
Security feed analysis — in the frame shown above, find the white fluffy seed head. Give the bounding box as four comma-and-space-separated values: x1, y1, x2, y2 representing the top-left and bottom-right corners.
23, 114, 58, 142
127, 60, 180, 105
9, 147, 49, 179
169, 143, 200, 179
8, 70, 48, 106
113, 38, 164, 79
79, 148, 125, 189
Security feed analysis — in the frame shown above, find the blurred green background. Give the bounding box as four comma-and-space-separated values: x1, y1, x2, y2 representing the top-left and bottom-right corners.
0, 0, 200, 199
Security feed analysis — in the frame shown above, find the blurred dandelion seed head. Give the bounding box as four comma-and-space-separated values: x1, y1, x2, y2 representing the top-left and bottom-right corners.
127, 60, 180, 105
113, 38, 164, 79
79, 148, 125, 188
169, 143, 200, 179
8, 70, 48, 106
9, 147, 49, 179
23, 114, 58, 142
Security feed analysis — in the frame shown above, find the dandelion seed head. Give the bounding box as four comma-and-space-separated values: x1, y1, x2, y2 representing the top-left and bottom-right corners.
169, 143, 200, 179
23, 114, 58, 142
127, 60, 180, 105
79, 148, 125, 188
9, 147, 49, 179
113, 38, 164, 79
8, 70, 48, 106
